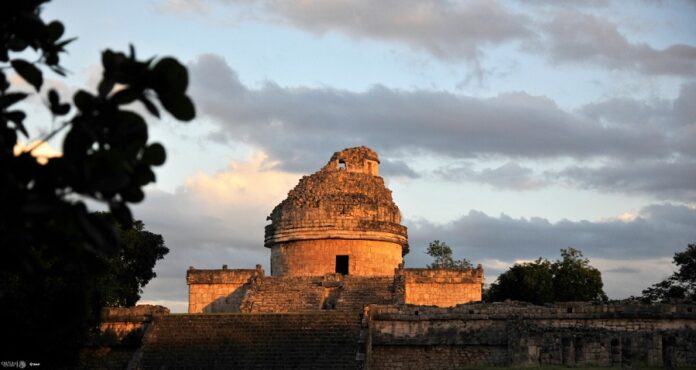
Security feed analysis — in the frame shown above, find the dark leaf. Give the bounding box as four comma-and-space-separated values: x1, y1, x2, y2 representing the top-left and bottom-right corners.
73, 90, 96, 111
0, 93, 28, 109
0, 70, 9, 91
56, 37, 77, 49
110, 201, 133, 229
158, 93, 195, 121
121, 186, 145, 203
46, 21, 65, 41
139, 96, 159, 118
142, 143, 166, 166
98, 78, 115, 98
54, 103, 71, 115
48, 89, 60, 107
133, 165, 156, 186
111, 88, 139, 105
11, 59, 43, 91
151, 57, 188, 93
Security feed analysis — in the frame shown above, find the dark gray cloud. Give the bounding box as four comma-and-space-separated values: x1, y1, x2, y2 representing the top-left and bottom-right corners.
435, 162, 548, 191
405, 203, 696, 265
555, 160, 696, 201
542, 12, 696, 77
189, 54, 695, 200
189, 55, 675, 163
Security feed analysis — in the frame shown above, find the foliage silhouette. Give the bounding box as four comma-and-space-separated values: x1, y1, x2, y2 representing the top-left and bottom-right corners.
486, 248, 607, 304
95, 212, 169, 307
640, 243, 696, 303
425, 240, 473, 270
0, 0, 194, 365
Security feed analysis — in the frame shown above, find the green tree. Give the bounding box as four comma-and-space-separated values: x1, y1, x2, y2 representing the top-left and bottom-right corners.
486, 248, 607, 304
0, 0, 194, 365
96, 213, 169, 307
552, 248, 607, 302
640, 243, 696, 303
485, 258, 554, 305
425, 240, 473, 270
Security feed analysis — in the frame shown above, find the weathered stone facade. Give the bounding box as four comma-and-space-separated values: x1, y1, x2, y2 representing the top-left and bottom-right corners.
187, 266, 482, 314
366, 302, 696, 368
265, 147, 409, 276
397, 267, 484, 307
187, 147, 484, 312
186, 267, 260, 313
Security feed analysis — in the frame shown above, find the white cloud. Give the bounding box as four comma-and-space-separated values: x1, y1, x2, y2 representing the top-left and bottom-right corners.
135, 151, 300, 310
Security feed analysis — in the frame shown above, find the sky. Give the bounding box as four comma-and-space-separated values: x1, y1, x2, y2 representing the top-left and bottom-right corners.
17, 0, 696, 312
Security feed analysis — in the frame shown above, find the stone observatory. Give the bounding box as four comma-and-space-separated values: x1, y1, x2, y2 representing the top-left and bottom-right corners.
264, 146, 409, 276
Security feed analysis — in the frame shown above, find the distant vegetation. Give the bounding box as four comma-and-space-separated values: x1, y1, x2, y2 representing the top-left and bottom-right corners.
425, 240, 473, 270
485, 248, 607, 304
639, 243, 696, 303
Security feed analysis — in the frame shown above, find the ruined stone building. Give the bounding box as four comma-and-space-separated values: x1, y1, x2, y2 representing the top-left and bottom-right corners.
187, 146, 484, 314
83, 147, 696, 369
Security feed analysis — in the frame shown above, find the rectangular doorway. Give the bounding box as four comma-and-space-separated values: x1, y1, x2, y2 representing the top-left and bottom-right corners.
335, 255, 349, 275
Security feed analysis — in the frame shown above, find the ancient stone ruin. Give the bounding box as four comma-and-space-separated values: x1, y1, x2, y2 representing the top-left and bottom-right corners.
82, 146, 696, 369
187, 146, 484, 314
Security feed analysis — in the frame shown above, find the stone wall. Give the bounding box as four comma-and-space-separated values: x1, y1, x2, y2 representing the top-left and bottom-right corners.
135, 312, 362, 369
397, 267, 483, 307
186, 267, 259, 313
79, 305, 169, 369
271, 239, 403, 276
366, 302, 696, 369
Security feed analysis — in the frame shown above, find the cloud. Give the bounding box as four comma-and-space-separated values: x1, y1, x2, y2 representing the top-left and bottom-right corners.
189, 55, 675, 164
436, 162, 548, 191
555, 160, 696, 201
160, 0, 532, 63
405, 203, 696, 264
189, 54, 694, 200
542, 12, 696, 76
405, 203, 695, 298
134, 152, 300, 311
160, 1, 695, 77
266, 0, 532, 62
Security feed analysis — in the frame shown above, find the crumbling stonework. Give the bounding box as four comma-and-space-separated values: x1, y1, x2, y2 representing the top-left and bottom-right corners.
79, 305, 169, 369
265, 146, 408, 276
186, 267, 260, 313
187, 266, 483, 313
397, 267, 484, 307
366, 302, 696, 369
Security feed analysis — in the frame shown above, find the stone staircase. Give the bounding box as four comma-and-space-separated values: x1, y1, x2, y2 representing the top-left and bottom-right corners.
239, 274, 396, 313
136, 312, 362, 369
241, 276, 326, 312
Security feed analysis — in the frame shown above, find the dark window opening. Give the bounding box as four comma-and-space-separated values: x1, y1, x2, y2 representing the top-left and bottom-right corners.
335, 255, 349, 275
338, 160, 346, 170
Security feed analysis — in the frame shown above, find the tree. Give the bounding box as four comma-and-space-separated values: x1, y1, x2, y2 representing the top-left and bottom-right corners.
486, 248, 607, 304
96, 213, 169, 307
0, 0, 194, 365
425, 240, 473, 270
552, 248, 607, 302
485, 258, 554, 305
640, 243, 696, 303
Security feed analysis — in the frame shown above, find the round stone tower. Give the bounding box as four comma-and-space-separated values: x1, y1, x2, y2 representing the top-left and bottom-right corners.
265, 146, 409, 276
